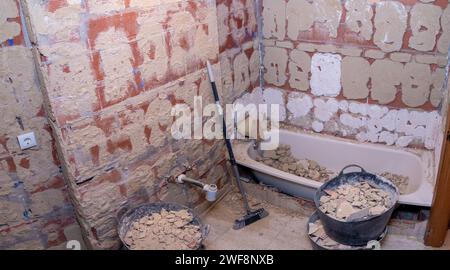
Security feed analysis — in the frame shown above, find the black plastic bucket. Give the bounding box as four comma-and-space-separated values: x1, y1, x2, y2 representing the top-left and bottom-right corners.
314, 165, 399, 246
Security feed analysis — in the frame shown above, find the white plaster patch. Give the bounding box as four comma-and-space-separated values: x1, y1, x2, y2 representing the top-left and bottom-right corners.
348, 102, 368, 116
263, 88, 286, 121
313, 98, 339, 122
233, 52, 250, 93
438, 6, 450, 54
310, 53, 342, 97
217, 3, 230, 48
312, 120, 324, 132
286, 92, 313, 118
340, 113, 365, 129
313, 0, 343, 38
378, 131, 398, 146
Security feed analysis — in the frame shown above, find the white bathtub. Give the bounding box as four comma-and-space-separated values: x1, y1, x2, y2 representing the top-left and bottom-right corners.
234, 129, 435, 207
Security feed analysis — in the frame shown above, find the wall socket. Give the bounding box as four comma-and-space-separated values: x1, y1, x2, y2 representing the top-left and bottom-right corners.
17, 132, 37, 150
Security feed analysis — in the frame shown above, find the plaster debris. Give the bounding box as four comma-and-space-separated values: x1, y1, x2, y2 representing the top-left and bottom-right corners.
0, 0, 21, 43
342, 56, 370, 99
370, 59, 403, 104
286, 0, 314, 40
344, 0, 373, 40
264, 47, 288, 86
319, 181, 395, 221
310, 53, 342, 97
125, 209, 202, 250
409, 4, 442, 52
380, 172, 409, 195
262, 0, 286, 40
308, 219, 354, 249
313, 0, 343, 38
373, 1, 407, 52
401, 62, 432, 107
257, 144, 335, 183
438, 6, 450, 54
289, 49, 311, 91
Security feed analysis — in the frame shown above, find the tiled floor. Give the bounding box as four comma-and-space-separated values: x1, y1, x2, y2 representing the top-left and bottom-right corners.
203, 189, 450, 250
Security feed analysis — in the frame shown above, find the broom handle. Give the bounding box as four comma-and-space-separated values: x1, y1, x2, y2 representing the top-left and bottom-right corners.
206, 61, 251, 213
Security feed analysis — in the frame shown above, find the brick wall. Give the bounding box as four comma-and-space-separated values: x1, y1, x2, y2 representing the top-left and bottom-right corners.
0, 0, 77, 250
240, 0, 450, 151
17, 0, 260, 249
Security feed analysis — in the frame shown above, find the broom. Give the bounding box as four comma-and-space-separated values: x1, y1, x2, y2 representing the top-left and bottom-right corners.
206, 61, 268, 230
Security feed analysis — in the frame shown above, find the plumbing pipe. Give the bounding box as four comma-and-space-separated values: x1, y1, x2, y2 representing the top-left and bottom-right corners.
176, 174, 218, 202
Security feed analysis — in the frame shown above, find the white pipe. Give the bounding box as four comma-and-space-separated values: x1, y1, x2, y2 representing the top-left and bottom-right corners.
176, 174, 218, 202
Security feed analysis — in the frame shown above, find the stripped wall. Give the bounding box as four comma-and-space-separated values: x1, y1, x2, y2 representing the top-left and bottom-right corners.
15, 0, 260, 249
244, 0, 450, 151
0, 0, 78, 250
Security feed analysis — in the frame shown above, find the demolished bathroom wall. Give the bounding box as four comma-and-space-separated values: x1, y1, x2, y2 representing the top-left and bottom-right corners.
249, 0, 450, 151
0, 0, 78, 249
18, 0, 260, 249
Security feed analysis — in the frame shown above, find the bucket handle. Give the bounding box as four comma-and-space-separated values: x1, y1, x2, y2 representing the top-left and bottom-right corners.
339, 164, 366, 176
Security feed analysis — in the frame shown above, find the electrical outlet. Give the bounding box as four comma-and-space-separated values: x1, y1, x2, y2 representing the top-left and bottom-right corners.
17, 132, 37, 150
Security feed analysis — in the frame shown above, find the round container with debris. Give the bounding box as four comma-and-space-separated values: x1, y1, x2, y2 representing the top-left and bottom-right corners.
117, 202, 209, 250
314, 165, 399, 246
307, 211, 386, 250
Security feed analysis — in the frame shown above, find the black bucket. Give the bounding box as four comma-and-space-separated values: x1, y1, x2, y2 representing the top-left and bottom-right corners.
314, 165, 399, 246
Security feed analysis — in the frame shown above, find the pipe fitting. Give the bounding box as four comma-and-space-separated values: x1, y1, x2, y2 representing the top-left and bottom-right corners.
176, 174, 218, 202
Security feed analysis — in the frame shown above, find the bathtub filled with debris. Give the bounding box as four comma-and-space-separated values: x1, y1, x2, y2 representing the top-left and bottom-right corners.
235, 128, 435, 206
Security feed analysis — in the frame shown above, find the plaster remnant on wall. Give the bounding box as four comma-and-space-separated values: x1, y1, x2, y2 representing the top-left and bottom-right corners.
312, 120, 324, 132
340, 113, 365, 129
263, 88, 286, 121
0, 0, 20, 43
87, 0, 125, 14
297, 43, 316, 52
95, 29, 134, 103
262, 0, 286, 40
415, 54, 443, 65
217, 3, 230, 47
313, 98, 339, 122
315, 44, 338, 53
313, 0, 343, 38
419, 0, 436, 3
276, 40, 294, 49
287, 92, 313, 118
233, 52, 251, 93
339, 47, 363, 57
230, 0, 246, 44
137, 16, 168, 82
341, 56, 370, 99
396, 136, 414, 147
264, 46, 288, 86
438, 6, 450, 54
130, 0, 161, 8
344, 0, 373, 40
364, 49, 385, 59
430, 68, 445, 107
401, 62, 432, 107
289, 49, 311, 91
310, 53, 342, 97
373, 1, 407, 52
389, 53, 412, 63
370, 59, 403, 104
286, 0, 314, 40
409, 3, 442, 52
249, 50, 260, 85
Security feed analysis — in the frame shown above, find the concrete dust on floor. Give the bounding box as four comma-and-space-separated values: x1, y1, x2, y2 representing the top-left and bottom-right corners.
202, 188, 449, 250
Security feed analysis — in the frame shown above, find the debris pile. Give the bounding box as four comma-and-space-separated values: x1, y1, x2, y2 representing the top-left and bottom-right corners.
319, 181, 394, 221
257, 144, 335, 182
308, 219, 353, 249
125, 209, 202, 250
380, 172, 408, 194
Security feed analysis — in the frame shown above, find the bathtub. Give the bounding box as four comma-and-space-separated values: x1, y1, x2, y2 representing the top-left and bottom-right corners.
234, 128, 435, 207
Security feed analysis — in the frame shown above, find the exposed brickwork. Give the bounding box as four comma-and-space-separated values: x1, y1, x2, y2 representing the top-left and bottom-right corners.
16, 0, 259, 249
0, 0, 77, 250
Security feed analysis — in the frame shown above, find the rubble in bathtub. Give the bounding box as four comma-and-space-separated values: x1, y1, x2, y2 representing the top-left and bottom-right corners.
319, 182, 395, 222
256, 144, 335, 182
